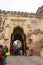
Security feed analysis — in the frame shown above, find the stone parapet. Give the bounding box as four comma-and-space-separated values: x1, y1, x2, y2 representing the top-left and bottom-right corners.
0, 5, 43, 18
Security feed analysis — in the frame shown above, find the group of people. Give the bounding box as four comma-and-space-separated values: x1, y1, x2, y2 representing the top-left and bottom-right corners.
0, 45, 8, 65
13, 46, 23, 56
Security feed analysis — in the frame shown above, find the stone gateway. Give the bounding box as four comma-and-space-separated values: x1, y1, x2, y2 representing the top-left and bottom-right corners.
0, 6, 43, 55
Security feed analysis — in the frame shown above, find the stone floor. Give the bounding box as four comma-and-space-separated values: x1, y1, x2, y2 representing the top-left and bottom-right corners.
6, 56, 43, 65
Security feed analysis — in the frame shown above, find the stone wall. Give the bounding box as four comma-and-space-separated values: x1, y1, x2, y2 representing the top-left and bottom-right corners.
0, 5, 43, 51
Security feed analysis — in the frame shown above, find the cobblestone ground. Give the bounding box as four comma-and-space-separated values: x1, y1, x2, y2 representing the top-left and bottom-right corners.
6, 56, 43, 65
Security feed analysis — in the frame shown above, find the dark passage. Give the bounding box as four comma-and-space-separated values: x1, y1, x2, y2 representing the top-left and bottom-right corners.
10, 26, 26, 55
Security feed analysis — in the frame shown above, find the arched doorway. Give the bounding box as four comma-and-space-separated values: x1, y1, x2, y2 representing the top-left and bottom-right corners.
10, 26, 26, 55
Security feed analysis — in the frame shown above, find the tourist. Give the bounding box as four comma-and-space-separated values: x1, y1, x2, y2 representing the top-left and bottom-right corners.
4, 45, 8, 64
13, 47, 17, 56
25, 46, 29, 56
4, 45, 8, 52
18, 46, 23, 56
0, 45, 4, 65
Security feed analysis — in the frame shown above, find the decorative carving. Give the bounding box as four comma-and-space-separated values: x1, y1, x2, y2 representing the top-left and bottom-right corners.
10, 19, 26, 22
0, 17, 5, 32
27, 24, 31, 28
5, 24, 10, 28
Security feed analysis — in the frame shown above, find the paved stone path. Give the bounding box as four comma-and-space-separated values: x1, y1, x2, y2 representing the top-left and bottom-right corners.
6, 56, 43, 65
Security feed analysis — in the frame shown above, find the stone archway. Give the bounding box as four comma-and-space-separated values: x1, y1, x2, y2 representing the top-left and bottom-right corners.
10, 26, 26, 55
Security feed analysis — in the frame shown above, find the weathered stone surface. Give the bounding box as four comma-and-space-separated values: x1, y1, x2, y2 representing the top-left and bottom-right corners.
0, 5, 43, 54
40, 51, 43, 57
6, 56, 43, 65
